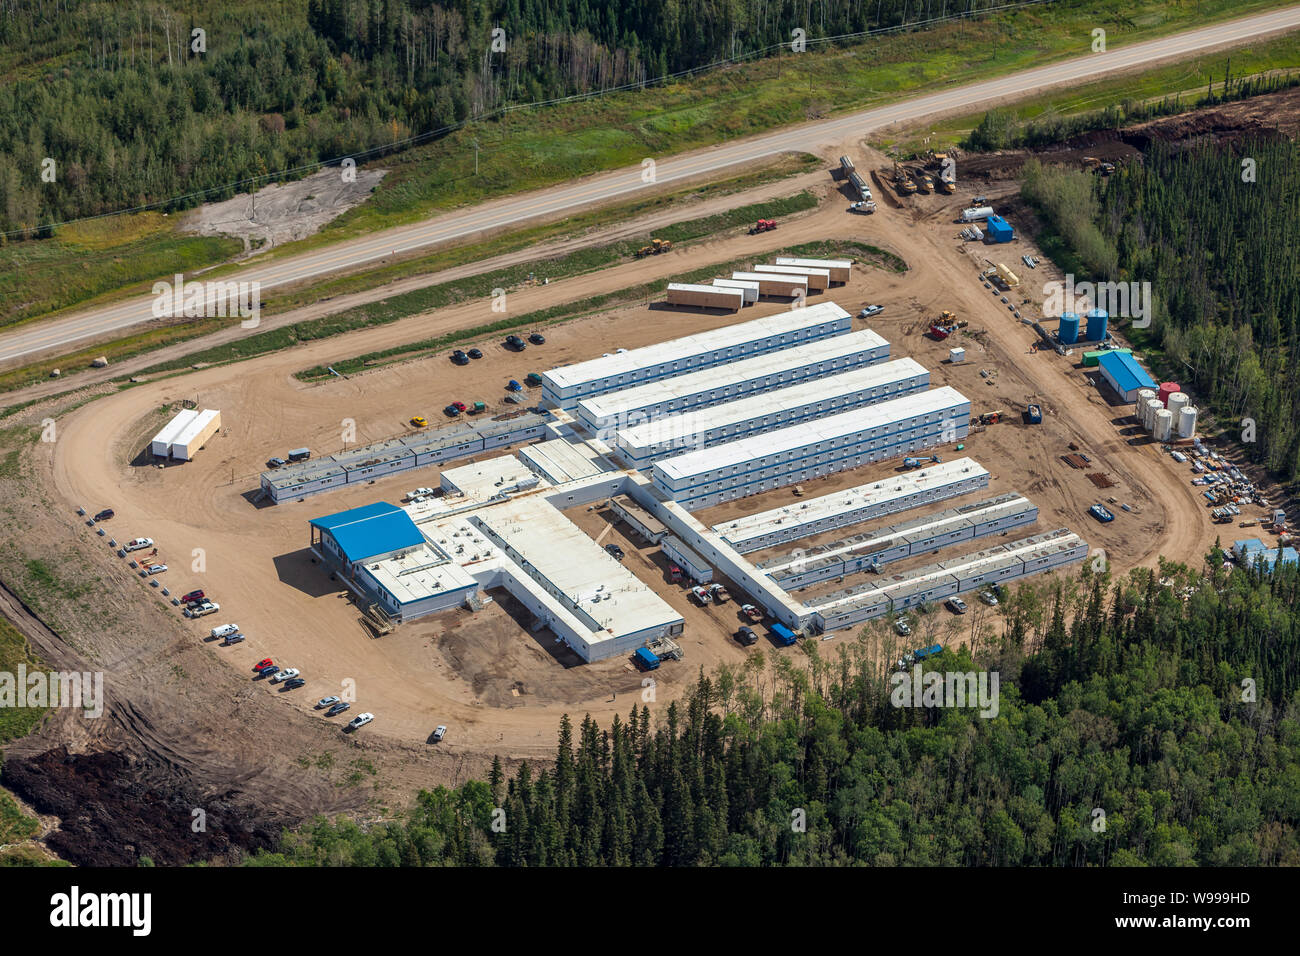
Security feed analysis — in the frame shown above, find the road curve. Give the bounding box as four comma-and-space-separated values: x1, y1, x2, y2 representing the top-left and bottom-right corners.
3, 5, 1299, 367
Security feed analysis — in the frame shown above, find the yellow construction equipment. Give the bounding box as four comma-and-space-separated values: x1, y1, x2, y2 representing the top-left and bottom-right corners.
652, 238, 673, 253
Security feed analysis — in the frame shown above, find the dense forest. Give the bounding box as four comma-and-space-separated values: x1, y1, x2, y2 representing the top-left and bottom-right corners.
0, 0, 1041, 239
250, 557, 1300, 866
1018, 133, 1300, 481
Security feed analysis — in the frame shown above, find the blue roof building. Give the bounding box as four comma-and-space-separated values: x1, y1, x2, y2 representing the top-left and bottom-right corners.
310, 502, 426, 565
1097, 350, 1158, 402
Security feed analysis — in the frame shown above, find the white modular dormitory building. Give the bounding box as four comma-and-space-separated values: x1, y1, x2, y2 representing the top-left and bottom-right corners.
575, 328, 890, 433
613, 358, 929, 468
541, 302, 852, 410
652, 386, 972, 510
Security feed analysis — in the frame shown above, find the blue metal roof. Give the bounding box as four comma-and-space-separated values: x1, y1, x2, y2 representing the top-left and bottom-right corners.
310, 502, 425, 562
1097, 350, 1157, 395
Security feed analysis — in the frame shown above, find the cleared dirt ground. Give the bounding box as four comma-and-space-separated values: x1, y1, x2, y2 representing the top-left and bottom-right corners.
28, 143, 1242, 768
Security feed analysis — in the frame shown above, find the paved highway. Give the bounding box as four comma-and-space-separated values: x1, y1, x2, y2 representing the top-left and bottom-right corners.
3, 5, 1299, 366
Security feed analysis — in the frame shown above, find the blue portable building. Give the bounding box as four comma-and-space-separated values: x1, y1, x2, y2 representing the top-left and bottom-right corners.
985, 215, 1014, 242
635, 647, 661, 670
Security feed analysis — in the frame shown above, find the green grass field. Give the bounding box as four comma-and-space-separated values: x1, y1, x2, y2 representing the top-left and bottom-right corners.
0, 0, 1290, 331
880, 28, 1300, 152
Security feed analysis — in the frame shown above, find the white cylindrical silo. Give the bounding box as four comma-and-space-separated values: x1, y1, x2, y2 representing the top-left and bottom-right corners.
1136, 389, 1156, 422
1144, 398, 1163, 431
1178, 406, 1198, 439
1168, 392, 1189, 419
1154, 408, 1174, 441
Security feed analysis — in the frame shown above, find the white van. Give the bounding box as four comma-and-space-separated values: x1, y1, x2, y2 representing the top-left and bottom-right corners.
210, 623, 240, 639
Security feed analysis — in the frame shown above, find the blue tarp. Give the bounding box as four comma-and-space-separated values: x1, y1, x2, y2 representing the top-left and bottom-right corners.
310, 502, 425, 563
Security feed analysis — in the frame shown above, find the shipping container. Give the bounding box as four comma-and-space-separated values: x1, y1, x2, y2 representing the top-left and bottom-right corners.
752, 264, 832, 292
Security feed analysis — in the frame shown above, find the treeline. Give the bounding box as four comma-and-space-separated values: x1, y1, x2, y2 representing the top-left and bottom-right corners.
964, 70, 1300, 152
0, 0, 1040, 239
1019, 130, 1300, 480
250, 559, 1300, 866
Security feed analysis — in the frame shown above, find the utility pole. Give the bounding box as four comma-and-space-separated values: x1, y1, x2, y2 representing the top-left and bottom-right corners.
473, 138, 480, 176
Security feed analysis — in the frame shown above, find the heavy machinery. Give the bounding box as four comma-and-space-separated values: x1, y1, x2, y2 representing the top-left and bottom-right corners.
979, 410, 1004, 425
936, 176, 956, 194
915, 171, 934, 193
928, 311, 967, 340
892, 161, 917, 195
634, 237, 673, 257
748, 219, 777, 235
903, 455, 941, 469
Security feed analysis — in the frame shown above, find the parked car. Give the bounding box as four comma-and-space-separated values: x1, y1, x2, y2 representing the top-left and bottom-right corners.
443, 404, 462, 417
735, 626, 758, 646
124, 537, 154, 552
432, 725, 448, 742
410, 416, 428, 428
184, 601, 219, 618
858, 305, 884, 317
212, 624, 241, 640
605, 543, 625, 560
283, 678, 306, 690
528, 333, 545, 345
271, 668, 300, 683
946, 597, 968, 615
504, 335, 526, 351
265, 457, 287, 469
347, 713, 375, 731
255, 658, 274, 671
326, 701, 351, 717
222, 633, 245, 646
690, 585, 712, 606
180, 589, 205, 604
506, 379, 522, 392
316, 696, 341, 709
92, 508, 115, 522
258, 665, 280, 679
450, 401, 466, 413
978, 589, 999, 606
144, 563, 168, 575
895, 618, 912, 636
451, 349, 469, 365
467, 348, 483, 360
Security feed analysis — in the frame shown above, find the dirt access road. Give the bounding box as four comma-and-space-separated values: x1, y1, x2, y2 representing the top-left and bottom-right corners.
32, 141, 1224, 771
0, 167, 827, 403
3, 5, 1297, 364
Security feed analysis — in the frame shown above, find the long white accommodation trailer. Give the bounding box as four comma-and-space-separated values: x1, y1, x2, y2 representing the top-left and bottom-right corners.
150, 408, 199, 458
774, 257, 853, 283
542, 302, 850, 410
576, 328, 889, 433
613, 358, 929, 468
713, 457, 991, 553
652, 387, 972, 510
753, 264, 832, 292
758, 493, 1037, 589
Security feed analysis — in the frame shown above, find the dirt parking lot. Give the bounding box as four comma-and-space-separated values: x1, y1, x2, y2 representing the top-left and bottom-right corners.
32, 142, 1253, 767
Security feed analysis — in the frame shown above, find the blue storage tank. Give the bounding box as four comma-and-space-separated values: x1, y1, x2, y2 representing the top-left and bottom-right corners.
1086, 309, 1109, 343
985, 215, 1014, 243
1058, 312, 1080, 344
